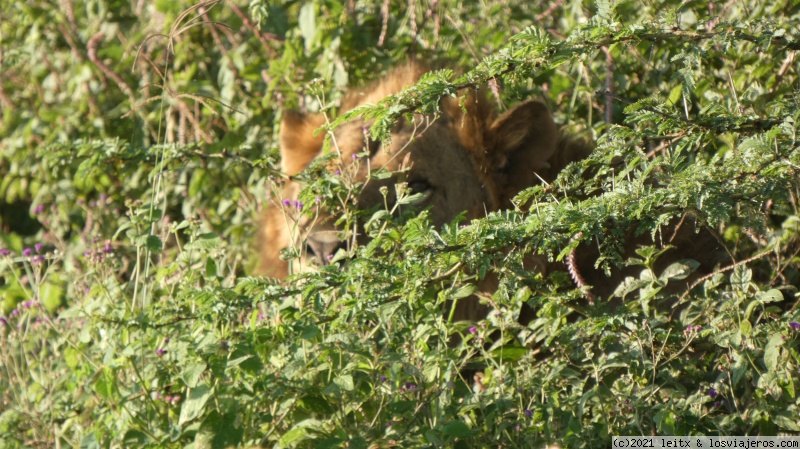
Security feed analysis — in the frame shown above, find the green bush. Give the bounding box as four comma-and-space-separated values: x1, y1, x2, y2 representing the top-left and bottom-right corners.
1, 0, 799, 448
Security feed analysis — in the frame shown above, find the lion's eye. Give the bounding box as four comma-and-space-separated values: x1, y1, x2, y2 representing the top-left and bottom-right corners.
405, 179, 433, 204
408, 180, 432, 195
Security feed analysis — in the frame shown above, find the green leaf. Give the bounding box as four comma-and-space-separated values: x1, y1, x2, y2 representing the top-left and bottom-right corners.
182, 363, 207, 388
187, 233, 222, 250
280, 419, 322, 446
40, 280, 65, 312
198, 410, 244, 449
775, 413, 800, 431
299, 2, 316, 52
668, 84, 683, 105
92, 368, 116, 399
205, 257, 217, 278
739, 319, 752, 336
301, 324, 321, 340
441, 420, 471, 438
64, 347, 80, 370
146, 235, 162, 253
613, 276, 649, 299
764, 333, 783, 373
122, 430, 151, 447
449, 284, 477, 300
334, 374, 354, 391
179, 385, 213, 426
659, 259, 699, 283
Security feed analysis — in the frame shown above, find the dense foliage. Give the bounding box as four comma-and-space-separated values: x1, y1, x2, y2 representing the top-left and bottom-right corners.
1, 0, 799, 448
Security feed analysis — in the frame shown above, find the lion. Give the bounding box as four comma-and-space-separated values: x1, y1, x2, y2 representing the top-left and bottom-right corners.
257, 62, 726, 320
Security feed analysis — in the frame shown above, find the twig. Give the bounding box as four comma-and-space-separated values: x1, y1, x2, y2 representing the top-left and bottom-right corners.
87, 32, 136, 103
677, 249, 773, 303
536, 0, 566, 21
378, 0, 390, 46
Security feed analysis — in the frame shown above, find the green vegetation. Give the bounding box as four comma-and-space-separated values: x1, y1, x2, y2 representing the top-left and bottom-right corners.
1, 0, 799, 447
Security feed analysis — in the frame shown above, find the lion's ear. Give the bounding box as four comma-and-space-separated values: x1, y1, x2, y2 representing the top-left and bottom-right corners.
280, 111, 326, 176
487, 100, 561, 206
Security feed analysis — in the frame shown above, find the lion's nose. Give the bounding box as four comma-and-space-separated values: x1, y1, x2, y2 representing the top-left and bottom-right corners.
305, 231, 347, 266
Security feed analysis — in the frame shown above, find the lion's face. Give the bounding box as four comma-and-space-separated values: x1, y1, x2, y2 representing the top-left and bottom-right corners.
258, 64, 574, 279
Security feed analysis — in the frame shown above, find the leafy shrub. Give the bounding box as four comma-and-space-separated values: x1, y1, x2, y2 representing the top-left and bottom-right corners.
0, 0, 799, 448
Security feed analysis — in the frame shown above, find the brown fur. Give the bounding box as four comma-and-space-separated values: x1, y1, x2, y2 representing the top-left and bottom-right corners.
257, 62, 593, 317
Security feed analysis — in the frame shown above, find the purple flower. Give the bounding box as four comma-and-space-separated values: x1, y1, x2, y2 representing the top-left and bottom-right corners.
32, 255, 45, 264
0, 317, 7, 326
33, 204, 45, 215
684, 324, 703, 335
468, 326, 477, 334
163, 337, 170, 344
708, 388, 717, 398
404, 382, 416, 390
156, 348, 167, 356
294, 200, 303, 210
22, 248, 32, 257
315, 196, 322, 203
523, 409, 533, 417
789, 322, 800, 331
334, 169, 341, 175
34, 243, 43, 252
326, 253, 334, 262
380, 375, 387, 382
0, 248, 10, 256
282, 199, 291, 207
352, 153, 359, 160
